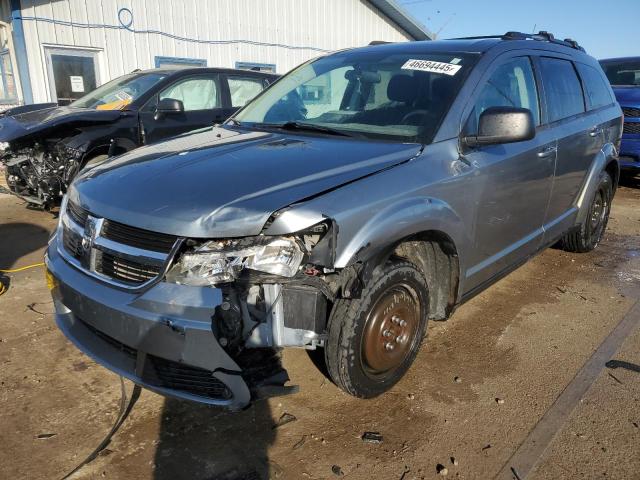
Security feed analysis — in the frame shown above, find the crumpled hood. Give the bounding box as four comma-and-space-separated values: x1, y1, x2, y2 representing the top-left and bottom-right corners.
613, 86, 640, 105
0, 105, 122, 143
70, 126, 421, 238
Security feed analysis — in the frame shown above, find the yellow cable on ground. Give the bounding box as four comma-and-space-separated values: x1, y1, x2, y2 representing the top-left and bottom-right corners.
0, 262, 45, 273
0, 262, 45, 296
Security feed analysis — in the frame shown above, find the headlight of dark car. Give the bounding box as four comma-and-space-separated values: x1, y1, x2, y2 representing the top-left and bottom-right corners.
166, 236, 305, 286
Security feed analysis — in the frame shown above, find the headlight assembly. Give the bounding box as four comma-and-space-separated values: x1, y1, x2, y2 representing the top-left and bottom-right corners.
167, 236, 304, 286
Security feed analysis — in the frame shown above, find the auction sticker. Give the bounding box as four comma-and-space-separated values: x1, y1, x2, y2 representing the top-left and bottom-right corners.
401, 59, 462, 76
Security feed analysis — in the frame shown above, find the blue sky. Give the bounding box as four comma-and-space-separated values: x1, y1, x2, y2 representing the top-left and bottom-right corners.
398, 0, 638, 59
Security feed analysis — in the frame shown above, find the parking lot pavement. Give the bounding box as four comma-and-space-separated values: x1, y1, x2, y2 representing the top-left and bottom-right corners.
0, 178, 639, 480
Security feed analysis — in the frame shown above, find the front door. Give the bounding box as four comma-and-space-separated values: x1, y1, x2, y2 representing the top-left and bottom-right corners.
45, 48, 100, 105
462, 55, 556, 291
139, 74, 225, 144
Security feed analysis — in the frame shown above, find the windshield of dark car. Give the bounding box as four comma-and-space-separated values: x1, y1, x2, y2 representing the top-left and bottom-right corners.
234, 50, 477, 143
600, 60, 640, 86
70, 73, 167, 110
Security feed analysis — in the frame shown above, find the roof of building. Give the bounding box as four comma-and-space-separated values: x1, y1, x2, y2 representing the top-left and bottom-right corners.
369, 0, 433, 41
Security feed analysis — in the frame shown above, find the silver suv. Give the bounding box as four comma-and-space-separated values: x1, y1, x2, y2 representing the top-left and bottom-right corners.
47, 32, 622, 410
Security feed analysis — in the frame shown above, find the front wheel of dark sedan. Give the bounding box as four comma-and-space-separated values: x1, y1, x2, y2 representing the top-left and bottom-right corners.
561, 170, 613, 253
325, 261, 429, 398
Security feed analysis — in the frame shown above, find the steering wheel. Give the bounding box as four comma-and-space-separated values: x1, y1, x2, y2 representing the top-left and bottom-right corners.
401, 110, 430, 125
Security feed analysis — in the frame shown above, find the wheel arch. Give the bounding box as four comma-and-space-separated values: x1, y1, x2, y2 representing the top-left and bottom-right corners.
335, 197, 465, 320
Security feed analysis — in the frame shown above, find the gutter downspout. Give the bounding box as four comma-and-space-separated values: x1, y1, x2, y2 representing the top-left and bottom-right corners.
10, 0, 32, 104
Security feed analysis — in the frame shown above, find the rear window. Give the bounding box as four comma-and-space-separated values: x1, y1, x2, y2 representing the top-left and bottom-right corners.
539, 58, 585, 123
576, 63, 614, 110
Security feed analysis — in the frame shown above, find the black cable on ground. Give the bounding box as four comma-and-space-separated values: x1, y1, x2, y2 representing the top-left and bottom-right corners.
60, 377, 142, 480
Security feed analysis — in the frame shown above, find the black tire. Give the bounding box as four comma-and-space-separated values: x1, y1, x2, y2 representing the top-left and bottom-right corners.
325, 260, 429, 398
561, 170, 612, 253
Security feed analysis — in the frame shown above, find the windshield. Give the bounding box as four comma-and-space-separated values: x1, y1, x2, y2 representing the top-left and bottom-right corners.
600, 59, 640, 86
70, 73, 167, 110
234, 50, 476, 143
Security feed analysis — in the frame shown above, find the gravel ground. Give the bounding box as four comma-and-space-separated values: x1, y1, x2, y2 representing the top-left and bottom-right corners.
0, 175, 639, 480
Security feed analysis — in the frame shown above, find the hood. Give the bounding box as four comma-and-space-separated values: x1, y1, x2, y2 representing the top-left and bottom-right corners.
70, 126, 421, 238
0, 105, 122, 143
612, 86, 640, 105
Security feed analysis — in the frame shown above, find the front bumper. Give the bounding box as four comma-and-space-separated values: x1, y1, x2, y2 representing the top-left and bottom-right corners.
620, 133, 640, 171
46, 234, 251, 410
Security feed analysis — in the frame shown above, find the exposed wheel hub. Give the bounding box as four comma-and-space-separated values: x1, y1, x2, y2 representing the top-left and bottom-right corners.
362, 285, 420, 377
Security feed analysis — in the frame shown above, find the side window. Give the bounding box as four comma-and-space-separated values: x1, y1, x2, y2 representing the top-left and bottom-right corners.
227, 76, 265, 108
576, 63, 614, 110
539, 58, 585, 122
471, 56, 540, 132
158, 76, 220, 111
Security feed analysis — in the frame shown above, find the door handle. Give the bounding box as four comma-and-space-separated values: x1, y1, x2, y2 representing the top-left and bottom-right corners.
588, 127, 603, 137
537, 146, 557, 158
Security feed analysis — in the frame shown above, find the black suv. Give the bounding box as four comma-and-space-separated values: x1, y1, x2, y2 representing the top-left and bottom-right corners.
0, 67, 278, 206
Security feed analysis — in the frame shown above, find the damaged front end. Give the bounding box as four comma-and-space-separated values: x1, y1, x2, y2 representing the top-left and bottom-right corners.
47, 198, 340, 409
2, 141, 85, 207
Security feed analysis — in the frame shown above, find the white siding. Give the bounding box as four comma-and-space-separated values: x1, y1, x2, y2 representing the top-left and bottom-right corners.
17, 0, 413, 103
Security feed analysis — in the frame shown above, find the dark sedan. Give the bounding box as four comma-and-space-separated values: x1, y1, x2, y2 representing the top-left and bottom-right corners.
0, 67, 278, 207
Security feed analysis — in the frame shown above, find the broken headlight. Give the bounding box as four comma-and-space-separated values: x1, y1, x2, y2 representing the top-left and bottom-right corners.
167, 236, 304, 286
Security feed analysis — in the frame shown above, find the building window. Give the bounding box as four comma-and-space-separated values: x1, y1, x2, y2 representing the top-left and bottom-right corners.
0, 49, 17, 104
155, 56, 207, 68
235, 61, 276, 73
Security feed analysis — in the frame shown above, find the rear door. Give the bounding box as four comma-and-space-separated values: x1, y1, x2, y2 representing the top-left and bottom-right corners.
139, 73, 225, 144
221, 73, 270, 118
462, 54, 556, 290
536, 56, 601, 241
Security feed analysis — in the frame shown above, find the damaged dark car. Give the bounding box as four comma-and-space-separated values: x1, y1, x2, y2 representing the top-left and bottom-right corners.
0, 67, 277, 207
46, 33, 622, 410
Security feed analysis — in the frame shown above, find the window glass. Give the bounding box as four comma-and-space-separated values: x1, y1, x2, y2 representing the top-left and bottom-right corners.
470, 56, 540, 131
235, 51, 477, 143
71, 73, 166, 109
539, 58, 585, 123
159, 77, 220, 111
599, 59, 640, 86
228, 76, 264, 107
576, 63, 614, 109
0, 50, 17, 101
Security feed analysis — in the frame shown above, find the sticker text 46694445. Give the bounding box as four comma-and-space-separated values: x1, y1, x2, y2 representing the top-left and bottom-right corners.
401, 59, 462, 76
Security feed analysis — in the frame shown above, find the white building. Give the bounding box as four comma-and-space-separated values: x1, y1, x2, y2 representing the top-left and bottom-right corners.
0, 0, 430, 107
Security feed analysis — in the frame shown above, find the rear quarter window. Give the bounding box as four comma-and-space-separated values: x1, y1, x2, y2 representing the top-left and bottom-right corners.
576, 63, 614, 110
539, 57, 585, 123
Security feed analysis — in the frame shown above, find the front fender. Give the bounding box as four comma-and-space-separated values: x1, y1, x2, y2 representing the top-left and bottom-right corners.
333, 196, 467, 270
574, 142, 618, 227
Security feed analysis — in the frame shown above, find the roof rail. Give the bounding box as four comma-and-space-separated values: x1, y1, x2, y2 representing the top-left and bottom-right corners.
450, 31, 586, 53
369, 40, 392, 46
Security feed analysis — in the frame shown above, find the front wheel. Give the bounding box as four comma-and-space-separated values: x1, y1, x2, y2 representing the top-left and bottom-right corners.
325, 260, 429, 398
561, 171, 613, 253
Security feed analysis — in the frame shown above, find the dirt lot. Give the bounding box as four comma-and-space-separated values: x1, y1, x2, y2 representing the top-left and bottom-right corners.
1, 177, 639, 480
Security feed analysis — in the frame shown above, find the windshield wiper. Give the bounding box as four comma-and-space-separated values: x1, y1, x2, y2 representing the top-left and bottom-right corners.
258, 121, 353, 137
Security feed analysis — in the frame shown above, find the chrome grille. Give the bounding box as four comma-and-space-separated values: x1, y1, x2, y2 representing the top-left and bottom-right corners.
62, 226, 83, 259
102, 219, 177, 253
96, 251, 161, 285
623, 122, 640, 134
61, 200, 177, 288
622, 107, 640, 118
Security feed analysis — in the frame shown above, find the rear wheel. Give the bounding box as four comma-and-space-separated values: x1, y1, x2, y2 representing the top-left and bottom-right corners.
561, 171, 612, 252
325, 260, 429, 398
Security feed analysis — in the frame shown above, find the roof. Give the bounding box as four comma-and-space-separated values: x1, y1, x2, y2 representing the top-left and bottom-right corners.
599, 56, 640, 63
133, 67, 279, 78
368, 0, 433, 41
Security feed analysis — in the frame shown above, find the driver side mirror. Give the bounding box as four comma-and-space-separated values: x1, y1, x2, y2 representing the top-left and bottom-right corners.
463, 106, 535, 147
154, 98, 184, 120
